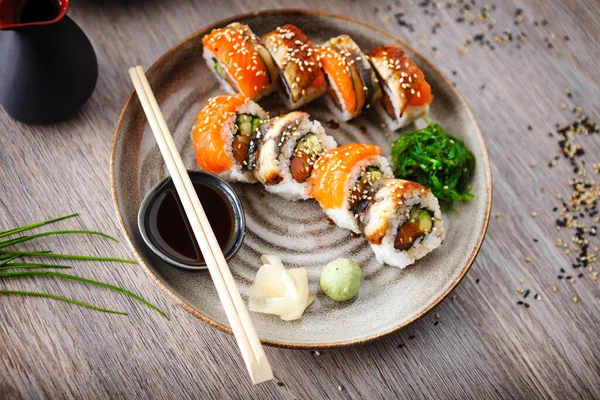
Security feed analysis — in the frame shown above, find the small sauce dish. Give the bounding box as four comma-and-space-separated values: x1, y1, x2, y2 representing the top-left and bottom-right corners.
138, 170, 245, 271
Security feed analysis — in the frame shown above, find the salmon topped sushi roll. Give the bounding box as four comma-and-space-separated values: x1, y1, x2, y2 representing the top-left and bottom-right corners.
191, 93, 267, 183
202, 23, 278, 101
368, 45, 433, 130
253, 111, 337, 201
262, 25, 327, 109
360, 179, 444, 268
318, 35, 381, 121
310, 143, 392, 233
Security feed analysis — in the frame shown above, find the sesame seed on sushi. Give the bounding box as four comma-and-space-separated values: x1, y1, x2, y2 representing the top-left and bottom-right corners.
318, 35, 381, 121
310, 143, 393, 233
202, 23, 278, 101
253, 111, 337, 201
262, 25, 327, 110
190, 93, 268, 183
360, 179, 444, 268
368, 45, 433, 131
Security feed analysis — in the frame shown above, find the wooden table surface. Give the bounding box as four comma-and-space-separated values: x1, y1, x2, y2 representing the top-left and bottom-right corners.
1, 0, 599, 398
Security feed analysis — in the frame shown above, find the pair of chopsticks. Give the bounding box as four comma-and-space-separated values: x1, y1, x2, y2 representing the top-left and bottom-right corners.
128, 66, 273, 385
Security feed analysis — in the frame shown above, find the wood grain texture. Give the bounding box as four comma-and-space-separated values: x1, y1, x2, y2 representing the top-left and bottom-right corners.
0, 0, 598, 399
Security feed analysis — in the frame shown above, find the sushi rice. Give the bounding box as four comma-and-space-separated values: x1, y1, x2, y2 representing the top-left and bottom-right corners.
361, 179, 445, 268
262, 25, 327, 110
368, 45, 433, 131
320, 35, 381, 122
190, 94, 267, 183
254, 112, 337, 201
202, 23, 278, 101
324, 155, 392, 233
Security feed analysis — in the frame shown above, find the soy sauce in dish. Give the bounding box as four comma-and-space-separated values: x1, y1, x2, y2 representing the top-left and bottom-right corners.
147, 182, 234, 264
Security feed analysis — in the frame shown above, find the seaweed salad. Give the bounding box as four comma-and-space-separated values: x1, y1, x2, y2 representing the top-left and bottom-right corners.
391, 120, 476, 207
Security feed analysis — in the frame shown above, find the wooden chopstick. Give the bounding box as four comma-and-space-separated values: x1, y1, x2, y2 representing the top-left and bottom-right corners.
128, 66, 273, 385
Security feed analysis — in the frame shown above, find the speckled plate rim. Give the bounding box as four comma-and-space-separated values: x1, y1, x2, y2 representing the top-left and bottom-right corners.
110, 8, 492, 350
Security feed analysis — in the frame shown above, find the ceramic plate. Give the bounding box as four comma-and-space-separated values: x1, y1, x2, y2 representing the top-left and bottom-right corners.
111, 9, 491, 348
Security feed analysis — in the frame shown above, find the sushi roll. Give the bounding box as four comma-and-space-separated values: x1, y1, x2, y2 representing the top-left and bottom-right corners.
310, 143, 393, 233
262, 25, 327, 109
191, 93, 268, 183
318, 35, 381, 121
368, 45, 433, 131
253, 111, 337, 201
202, 23, 278, 101
360, 179, 444, 268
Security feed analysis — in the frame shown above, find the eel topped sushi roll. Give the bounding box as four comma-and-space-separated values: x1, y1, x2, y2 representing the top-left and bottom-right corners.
318, 35, 381, 121
262, 25, 327, 109
368, 45, 433, 130
360, 178, 444, 268
202, 23, 278, 101
191, 93, 268, 183
310, 143, 393, 233
253, 111, 337, 201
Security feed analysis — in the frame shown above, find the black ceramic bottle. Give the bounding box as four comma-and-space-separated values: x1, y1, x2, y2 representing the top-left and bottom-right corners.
0, 0, 98, 124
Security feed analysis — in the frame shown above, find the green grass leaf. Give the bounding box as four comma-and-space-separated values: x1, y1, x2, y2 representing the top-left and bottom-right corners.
0, 290, 127, 315
0, 255, 20, 267
0, 230, 118, 249
0, 214, 78, 238
0, 250, 137, 264
0, 271, 168, 320
0, 263, 72, 271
